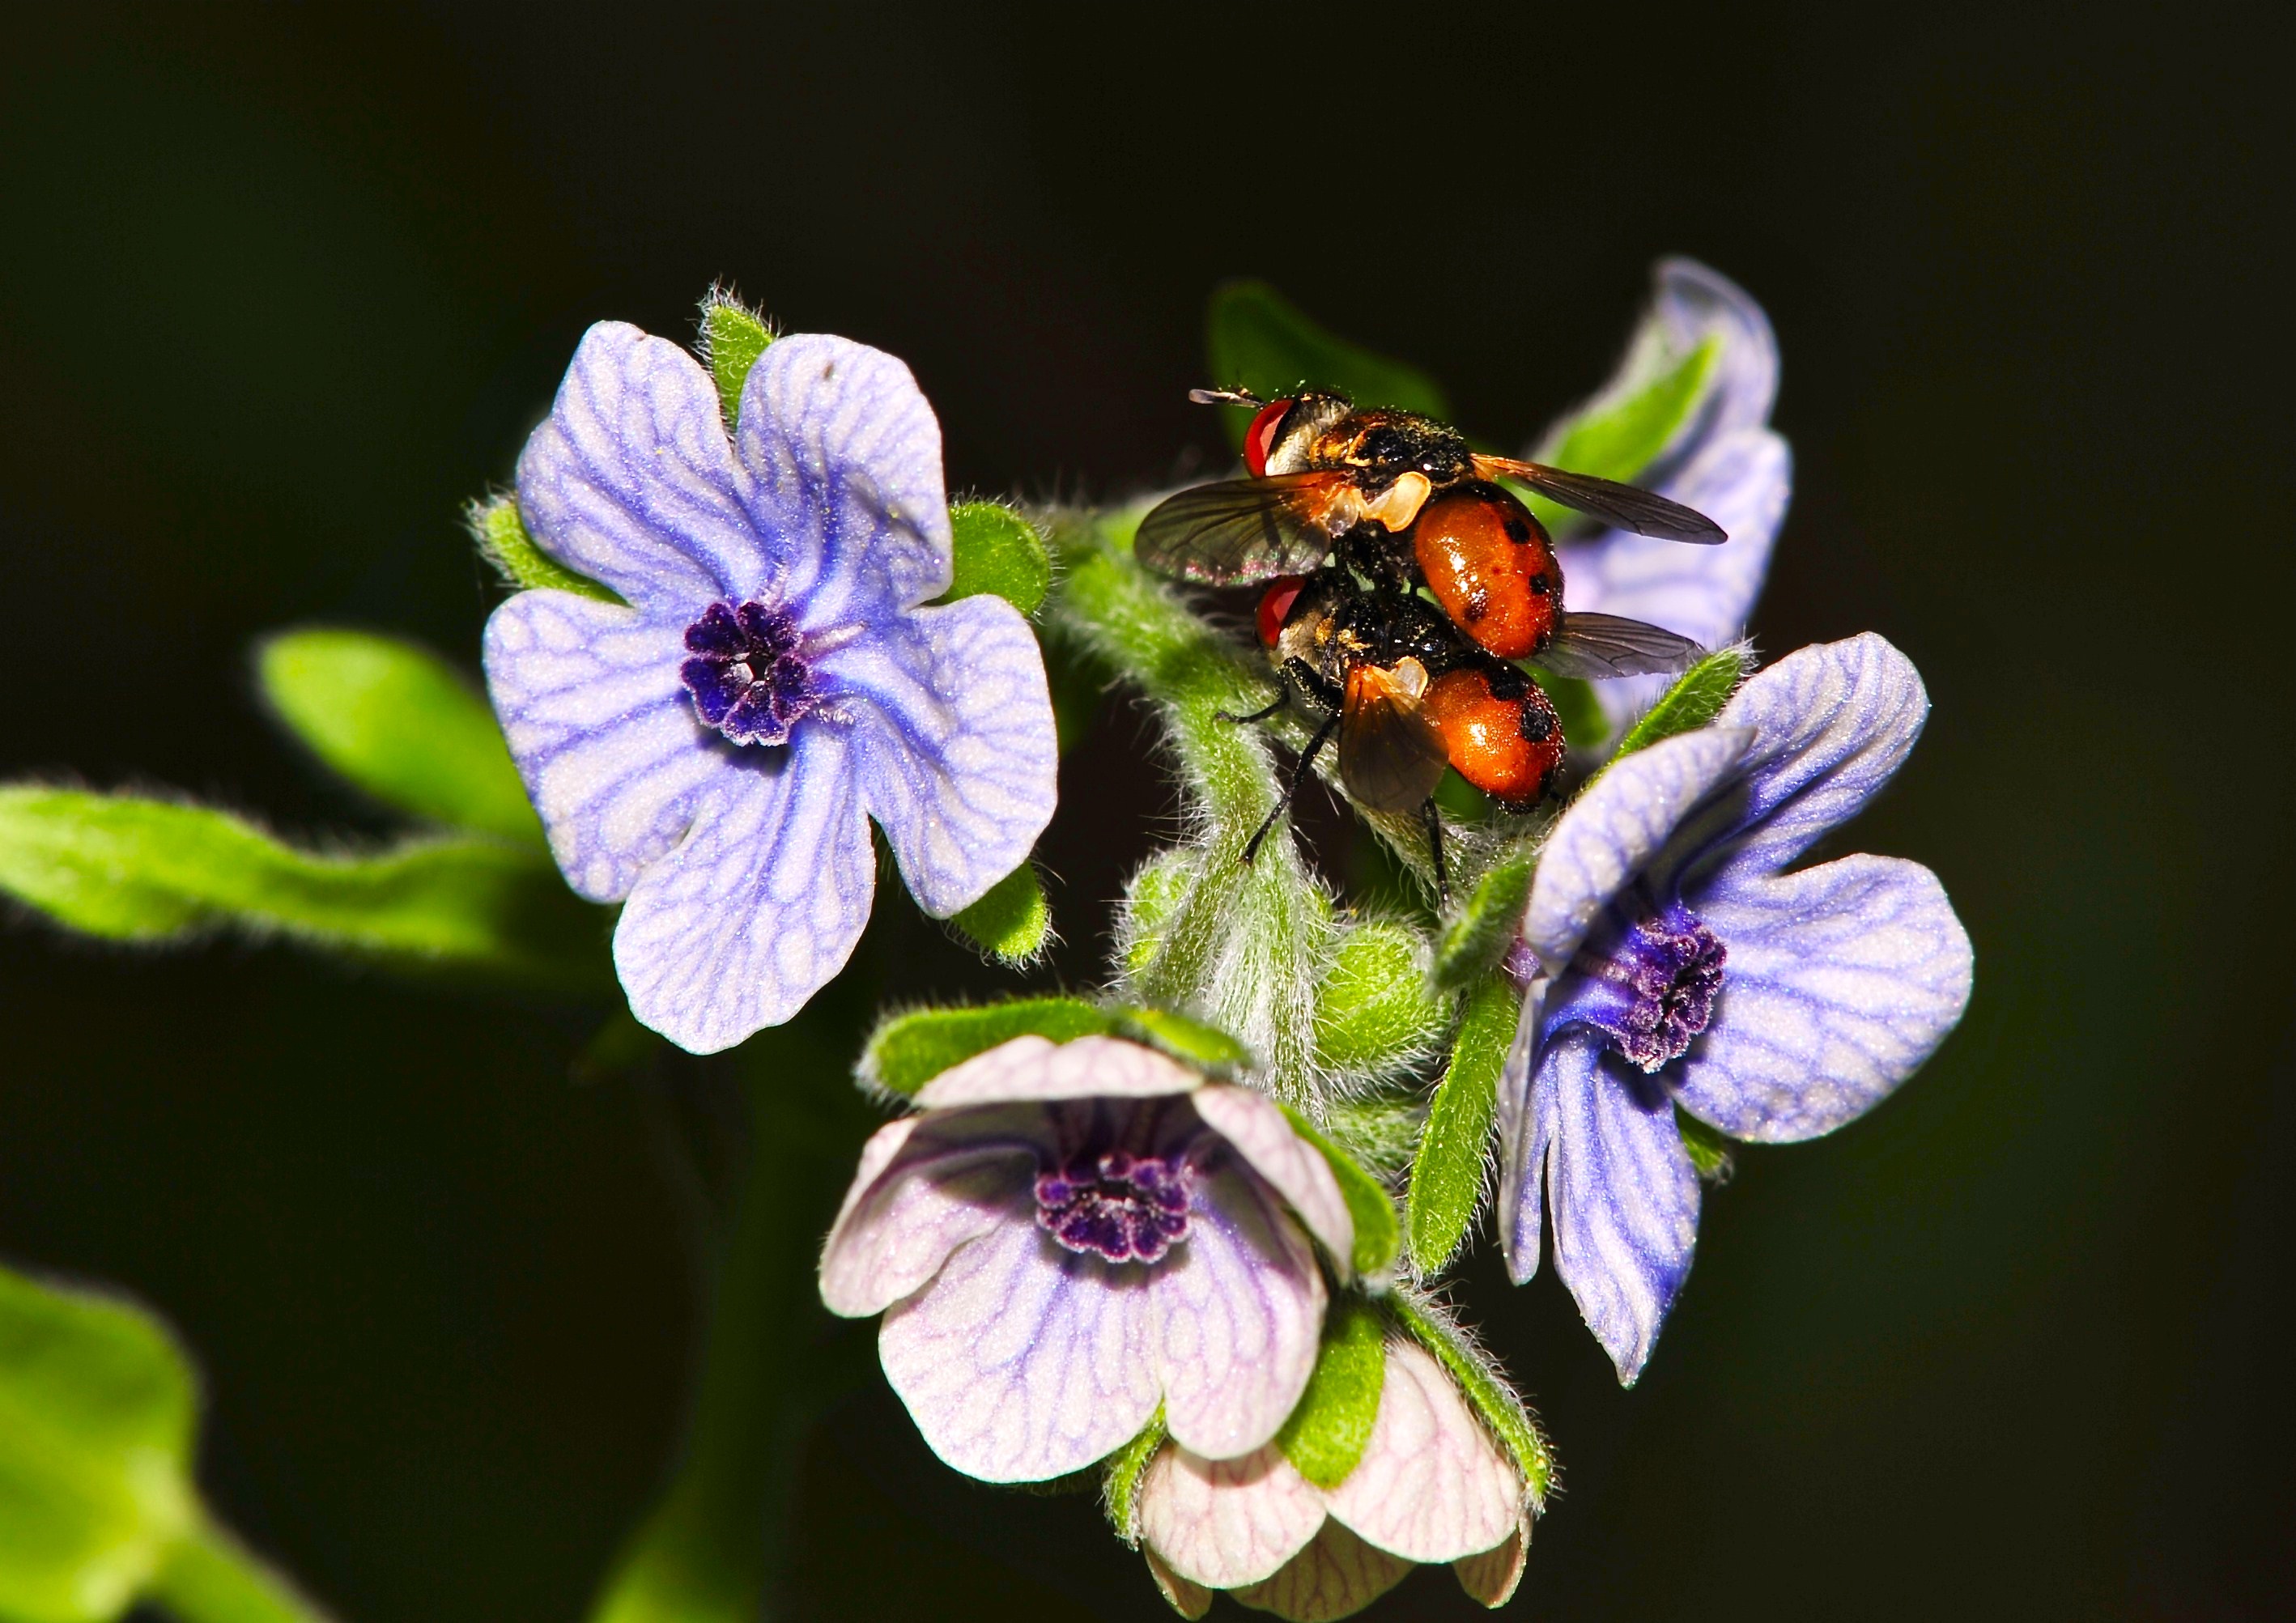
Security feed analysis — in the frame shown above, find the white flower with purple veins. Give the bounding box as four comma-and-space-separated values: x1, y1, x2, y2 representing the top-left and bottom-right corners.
483, 322, 1057, 1053
1499, 634, 1974, 1382
1137, 1332, 1527, 1621
818, 1035, 1355, 1483
1536, 259, 1792, 737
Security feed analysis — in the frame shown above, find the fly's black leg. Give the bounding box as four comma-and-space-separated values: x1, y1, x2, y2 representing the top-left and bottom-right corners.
1422, 798, 1451, 911
1215, 692, 1289, 726
1242, 712, 1340, 868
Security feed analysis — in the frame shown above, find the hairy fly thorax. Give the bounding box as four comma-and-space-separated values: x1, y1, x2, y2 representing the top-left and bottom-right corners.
1261, 395, 1475, 535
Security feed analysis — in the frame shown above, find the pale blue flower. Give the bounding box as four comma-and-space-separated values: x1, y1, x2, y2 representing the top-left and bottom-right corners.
1498, 635, 1972, 1382
483, 322, 1057, 1053
818, 1035, 1355, 1484
1534, 259, 1792, 738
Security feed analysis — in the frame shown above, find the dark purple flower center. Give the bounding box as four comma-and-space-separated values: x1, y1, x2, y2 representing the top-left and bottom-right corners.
1571, 903, 1727, 1073
1033, 1149, 1192, 1264
681, 600, 819, 746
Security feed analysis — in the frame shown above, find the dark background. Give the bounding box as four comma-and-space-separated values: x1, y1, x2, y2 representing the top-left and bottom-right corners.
2, 4, 2289, 1619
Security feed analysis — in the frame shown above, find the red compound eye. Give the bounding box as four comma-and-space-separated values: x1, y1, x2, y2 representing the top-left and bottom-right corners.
1243, 397, 1292, 478
1256, 575, 1307, 648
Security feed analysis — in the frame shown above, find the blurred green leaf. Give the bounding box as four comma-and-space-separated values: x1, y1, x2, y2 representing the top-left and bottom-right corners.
0, 788, 604, 988
1275, 1298, 1386, 1489
1408, 972, 1517, 1273
1676, 1106, 1735, 1180
1279, 1106, 1401, 1281
1390, 1294, 1553, 1500
1537, 671, 1610, 756
1611, 646, 1750, 761
940, 503, 1052, 616
946, 863, 1051, 966
470, 494, 623, 603
1509, 337, 1716, 534
1314, 920, 1445, 1077
1101, 1408, 1167, 1541
701, 291, 774, 431
861, 997, 1115, 1095
1432, 850, 1533, 991
1205, 281, 1449, 448
0, 1265, 194, 1622
1112, 1006, 1250, 1075
257, 629, 542, 846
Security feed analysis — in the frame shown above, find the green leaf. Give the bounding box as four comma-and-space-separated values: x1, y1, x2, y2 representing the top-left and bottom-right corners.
701, 291, 774, 431
940, 502, 1052, 615
1408, 972, 1517, 1273
1612, 646, 1750, 760
1206, 281, 1449, 447
946, 863, 1051, 965
0, 788, 605, 988
1536, 670, 1610, 756
1101, 1407, 1167, 1542
860, 997, 1115, 1095
470, 494, 623, 603
1509, 336, 1717, 535
1112, 1006, 1252, 1074
257, 629, 542, 846
1313, 920, 1446, 1078
1432, 850, 1533, 991
1389, 1293, 1554, 1501
1274, 1298, 1386, 1489
0, 1264, 196, 1622
1676, 1105, 1735, 1180
1278, 1106, 1401, 1281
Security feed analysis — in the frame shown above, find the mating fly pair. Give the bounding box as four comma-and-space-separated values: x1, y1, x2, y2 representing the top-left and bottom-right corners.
1134, 388, 1728, 903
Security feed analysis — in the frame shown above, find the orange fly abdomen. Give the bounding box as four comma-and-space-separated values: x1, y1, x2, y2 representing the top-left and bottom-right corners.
1412, 482, 1562, 661
1422, 667, 1564, 809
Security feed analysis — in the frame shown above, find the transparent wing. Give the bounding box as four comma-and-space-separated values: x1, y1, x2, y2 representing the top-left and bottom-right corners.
1536, 612, 1707, 680
1339, 665, 1452, 812
1133, 474, 1353, 584
1472, 455, 1727, 544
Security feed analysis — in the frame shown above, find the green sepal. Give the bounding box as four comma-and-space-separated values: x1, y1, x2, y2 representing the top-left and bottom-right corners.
470, 494, 623, 603
946, 863, 1051, 966
1101, 1406, 1167, 1543
0, 1264, 196, 1622
1116, 851, 1197, 981
701, 290, 775, 431
257, 629, 543, 846
1537, 670, 1610, 756
1313, 920, 1446, 1077
1389, 1293, 1554, 1501
1112, 1007, 1251, 1074
1432, 850, 1533, 990
859, 997, 1115, 1096
1205, 281, 1449, 448
1676, 1105, 1735, 1180
940, 502, 1052, 615
1278, 1106, 1401, 1281
1408, 972, 1517, 1273
1509, 336, 1717, 536
1612, 646, 1750, 760
0, 788, 605, 989
1274, 1298, 1387, 1489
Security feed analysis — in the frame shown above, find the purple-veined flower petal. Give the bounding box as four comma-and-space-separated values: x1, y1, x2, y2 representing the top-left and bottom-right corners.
878, 1217, 1163, 1483
1560, 427, 1792, 735
914, 1035, 1202, 1109
1143, 1548, 1214, 1620
737, 334, 951, 623
1137, 1443, 1327, 1589
1678, 854, 1973, 1142
482, 590, 724, 902
610, 726, 874, 1053
1543, 1030, 1701, 1384
1520, 727, 1750, 972
1150, 1161, 1326, 1462
1188, 1087, 1355, 1274
1231, 1521, 1413, 1622
818, 1110, 1047, 1316
1322, 1339, 1520, 1563
515, 322, 764, 612
822, 594, 1058, 918
1695, 632, 1929, 879
1495, 979, 1554, 1285
1452, 1519, 1529, 1608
